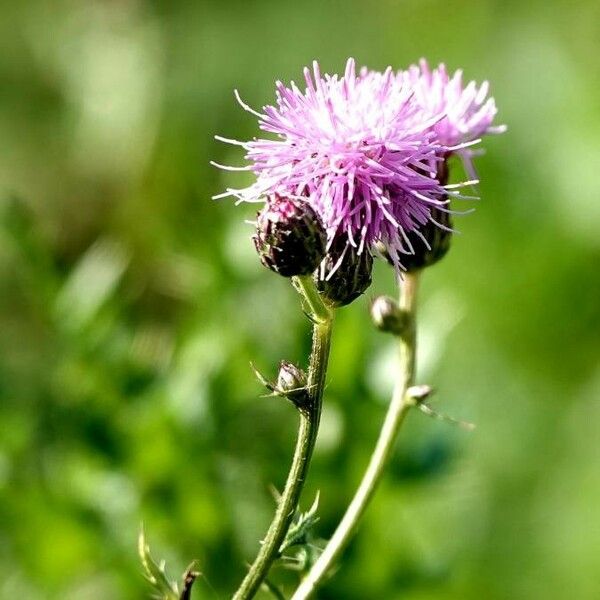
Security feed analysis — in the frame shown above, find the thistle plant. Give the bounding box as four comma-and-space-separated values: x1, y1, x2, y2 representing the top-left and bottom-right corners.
141, 58, 503, 599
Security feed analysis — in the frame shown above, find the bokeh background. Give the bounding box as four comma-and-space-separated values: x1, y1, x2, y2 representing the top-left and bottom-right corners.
1, 1, 599, 598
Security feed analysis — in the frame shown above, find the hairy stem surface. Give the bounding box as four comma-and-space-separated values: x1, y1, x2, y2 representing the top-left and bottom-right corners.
291, 272, 420, 600
232, 277, 333, 600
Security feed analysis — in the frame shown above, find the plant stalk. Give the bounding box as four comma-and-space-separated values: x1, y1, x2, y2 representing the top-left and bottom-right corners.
232, 276, 333, 600
291, 272, 420, 600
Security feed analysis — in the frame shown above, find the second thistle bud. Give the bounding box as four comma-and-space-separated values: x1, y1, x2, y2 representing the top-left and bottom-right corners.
376, 205, 452, 273
401, 158, 452, 272
402, 206, 452, 272
316, 238, 373, 307
253, 194, 326, 277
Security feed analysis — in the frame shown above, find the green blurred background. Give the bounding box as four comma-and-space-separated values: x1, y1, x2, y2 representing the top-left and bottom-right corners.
1, 1, 599, 598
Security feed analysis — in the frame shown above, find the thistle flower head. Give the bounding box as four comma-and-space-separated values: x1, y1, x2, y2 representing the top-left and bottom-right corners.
214, 58, 504, 276
406, 59, 506, 176
215, 58, 457, 272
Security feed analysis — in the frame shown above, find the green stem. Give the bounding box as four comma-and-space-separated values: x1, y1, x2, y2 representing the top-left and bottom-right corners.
232, 278, 333, 600
291, 272, 420, 600
294, 275, 332, 324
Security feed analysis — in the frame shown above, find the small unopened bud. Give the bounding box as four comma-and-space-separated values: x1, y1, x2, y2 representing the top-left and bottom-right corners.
253, 195, 327, 277
370, 295, 408, 335
277, 360, 307, 394
316, 239, 373, 307
252, 360, 310, 412
277, 360, 310, 410
406, 384, 434, 403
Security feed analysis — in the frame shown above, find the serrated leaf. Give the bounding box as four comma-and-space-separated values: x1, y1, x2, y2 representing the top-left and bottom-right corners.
280, 492, 320, 553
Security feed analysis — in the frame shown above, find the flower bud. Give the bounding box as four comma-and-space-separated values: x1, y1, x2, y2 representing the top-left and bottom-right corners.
316, 239, 373, 307
401, 206, 452, 272
276, 360, 307, 394
406, 384, 434, 403
253, 195, 327, 277
276, 360, 309, 410
401, 157, 451, 272
370, 295, 408, 335
376, 205, 452, 273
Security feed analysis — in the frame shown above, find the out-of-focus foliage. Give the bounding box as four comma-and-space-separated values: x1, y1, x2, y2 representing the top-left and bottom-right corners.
1, 1, 599, 598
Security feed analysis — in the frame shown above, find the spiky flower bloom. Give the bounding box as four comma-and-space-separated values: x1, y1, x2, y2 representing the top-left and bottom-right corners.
214, 59, 458, 273
214, 58, 503, 276
405, 59, 506, 178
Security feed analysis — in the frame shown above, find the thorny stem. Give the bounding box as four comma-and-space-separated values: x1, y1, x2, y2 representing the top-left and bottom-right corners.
291, 272, 420, 600
232, 277, 333, 600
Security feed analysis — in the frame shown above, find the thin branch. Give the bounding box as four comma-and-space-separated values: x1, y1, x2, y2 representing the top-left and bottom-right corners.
291, 272, 420, 599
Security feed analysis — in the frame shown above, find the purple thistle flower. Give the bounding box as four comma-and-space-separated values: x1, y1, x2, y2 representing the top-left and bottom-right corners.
405, 59, 506, 178
213, 58, 500, 273
215, 59, 449, 271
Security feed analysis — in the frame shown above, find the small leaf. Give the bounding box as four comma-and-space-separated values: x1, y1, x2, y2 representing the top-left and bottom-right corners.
138, 528, 180, 600
280, 492, 320, 554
